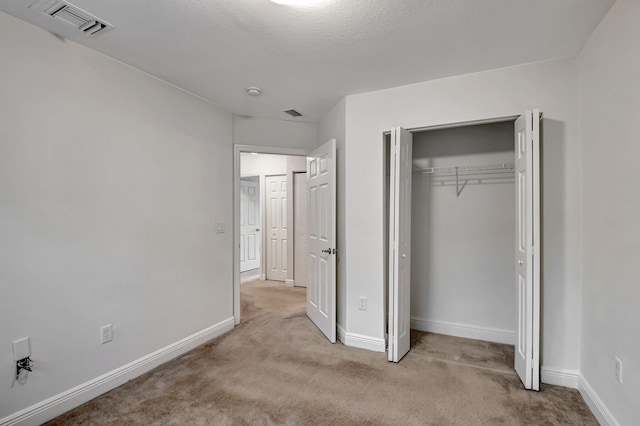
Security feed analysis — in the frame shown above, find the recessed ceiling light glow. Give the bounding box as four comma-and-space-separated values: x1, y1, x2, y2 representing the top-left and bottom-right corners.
270, 0, 326, 6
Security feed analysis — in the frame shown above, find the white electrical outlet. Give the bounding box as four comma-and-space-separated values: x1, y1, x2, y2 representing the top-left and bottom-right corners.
615, 357, 623, 384
358, 296, 367, 311
13, 337, 31, 361
100, 324, 113, 344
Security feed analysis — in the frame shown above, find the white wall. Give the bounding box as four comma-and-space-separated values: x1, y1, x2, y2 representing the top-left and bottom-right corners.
318, 99, 347, 337
344, 57, 583, 372
233, 115, 318, 151
241, 153, 290, 176
410, 123, 515, 342
0, 12, 233, 421
240, 154, 306, 285
577, 0, 640, 423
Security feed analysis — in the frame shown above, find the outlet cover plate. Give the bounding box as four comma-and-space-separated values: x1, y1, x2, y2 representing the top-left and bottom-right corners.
13, 337, 31, 361
615, 357, 623, 384
100, 324, 113, 344
358, 296, 367, 311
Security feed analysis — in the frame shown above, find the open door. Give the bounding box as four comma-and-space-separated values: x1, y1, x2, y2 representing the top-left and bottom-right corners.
388, 127, 413, 362
514, 109, 541, 390
307, 139, 337, 343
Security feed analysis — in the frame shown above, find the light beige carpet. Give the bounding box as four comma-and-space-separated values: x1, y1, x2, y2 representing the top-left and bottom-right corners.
47, 280, 596, 425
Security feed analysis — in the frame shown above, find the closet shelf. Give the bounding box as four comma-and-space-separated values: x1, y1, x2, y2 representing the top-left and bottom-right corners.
413, 162, 515, 197
413, 162, 515, 176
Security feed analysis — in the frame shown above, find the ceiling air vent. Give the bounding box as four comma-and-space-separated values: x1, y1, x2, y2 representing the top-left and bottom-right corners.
283, 109, 303, 118
29, 0, 114, 37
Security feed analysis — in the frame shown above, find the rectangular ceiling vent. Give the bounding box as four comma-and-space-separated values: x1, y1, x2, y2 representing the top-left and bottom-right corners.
283, 109, 303, 118
29, 0, 114, 37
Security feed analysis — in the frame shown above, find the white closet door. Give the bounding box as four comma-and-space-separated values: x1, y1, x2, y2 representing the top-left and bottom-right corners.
294, 172, 309, 287
307, 139, 337, 343
514, 109, 541, 391
240, 179, 261, 273
266, 175, 288, 281
388, 127, 413, 362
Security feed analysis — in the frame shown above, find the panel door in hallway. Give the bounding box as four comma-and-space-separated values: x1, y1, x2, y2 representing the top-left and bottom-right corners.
240, 178, 261, 273
266, 175, 288, 281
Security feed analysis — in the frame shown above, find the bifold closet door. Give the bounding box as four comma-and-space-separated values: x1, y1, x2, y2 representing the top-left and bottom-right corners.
514, 109, 541, 391
388, 127, 413, 363
307, 139, 337, 343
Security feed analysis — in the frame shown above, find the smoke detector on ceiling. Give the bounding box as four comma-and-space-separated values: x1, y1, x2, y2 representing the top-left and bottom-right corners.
29, 0, 114, 37
246, 87, 262, 96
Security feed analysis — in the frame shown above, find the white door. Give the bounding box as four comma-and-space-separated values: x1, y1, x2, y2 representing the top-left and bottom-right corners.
266, 175, 288, 281
294, 172, 309, 288
240, 179, 261, 273
388, 127, 413, 362
514, 109, 541, 390
307, 139, 337, 343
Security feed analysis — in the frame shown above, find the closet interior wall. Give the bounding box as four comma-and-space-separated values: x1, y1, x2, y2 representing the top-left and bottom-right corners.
410, 121, 516, 343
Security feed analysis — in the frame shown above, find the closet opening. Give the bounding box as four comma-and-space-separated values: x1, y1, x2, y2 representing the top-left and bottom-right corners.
385, 112, 541, 390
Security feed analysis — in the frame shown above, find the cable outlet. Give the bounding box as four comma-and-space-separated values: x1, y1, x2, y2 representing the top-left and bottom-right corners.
615, 357, 623, 384
100, 324, 113, 344
358, 296, 367, 311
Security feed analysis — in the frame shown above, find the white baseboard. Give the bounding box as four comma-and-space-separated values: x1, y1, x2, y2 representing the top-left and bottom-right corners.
260, 274, 266, 281
337, 324, 346, 344
0, 317, 235, 426
285, 279, 295, 287
411, 317, 515, 345
344, 332, 386, 352
541, 367, 579, 389
578, 375, 620, 426
240, 274, 260, 283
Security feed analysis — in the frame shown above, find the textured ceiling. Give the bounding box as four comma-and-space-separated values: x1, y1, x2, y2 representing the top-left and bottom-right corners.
1, 0, 615, 121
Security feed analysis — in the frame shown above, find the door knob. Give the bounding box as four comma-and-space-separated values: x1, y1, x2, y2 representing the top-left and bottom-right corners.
402, 253, 407, 258
321, 248, 332, 254
256, 228, 260, 231
518, 260, 524, 266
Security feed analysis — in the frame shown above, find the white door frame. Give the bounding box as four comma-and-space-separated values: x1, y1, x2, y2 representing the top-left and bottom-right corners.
384, 112, 541, 377
293, 171, 309, 288
234, 145, 310, 325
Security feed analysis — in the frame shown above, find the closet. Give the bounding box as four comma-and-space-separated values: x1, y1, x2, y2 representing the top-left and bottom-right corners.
411, 121, 516, 341
386, 111, 541, 390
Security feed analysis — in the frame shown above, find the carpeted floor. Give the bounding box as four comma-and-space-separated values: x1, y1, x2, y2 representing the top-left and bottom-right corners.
46, 280, 597, 425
